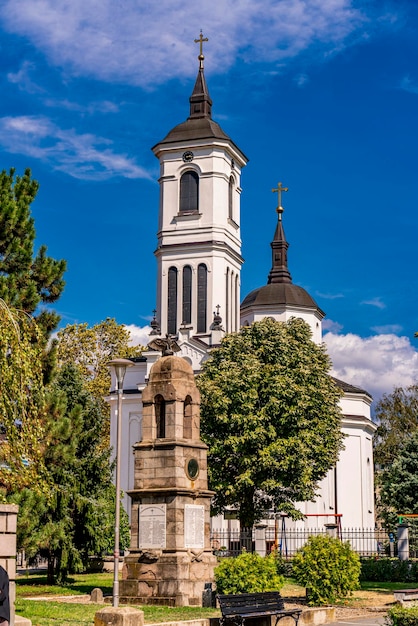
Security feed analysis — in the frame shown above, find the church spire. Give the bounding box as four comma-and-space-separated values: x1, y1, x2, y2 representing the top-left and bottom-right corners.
189, 31, 212, 119
268, 182, 292, 284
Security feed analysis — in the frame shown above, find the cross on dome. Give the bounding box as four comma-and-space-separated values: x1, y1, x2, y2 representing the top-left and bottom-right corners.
194, 30, 208, 69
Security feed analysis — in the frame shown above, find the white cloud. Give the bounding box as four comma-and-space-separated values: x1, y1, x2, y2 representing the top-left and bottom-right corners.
371, 324, 403, 334
7, 60, 43, 93
0, 0, 381, 87
0, 115, 151, 180
125, 324, 152, 348
400, 74, 418, 95
323, 318, 344, 333
361, 297, 386, 309
316, 292, 345, 300
324, 332, 418, 402
43, 98, 120, 114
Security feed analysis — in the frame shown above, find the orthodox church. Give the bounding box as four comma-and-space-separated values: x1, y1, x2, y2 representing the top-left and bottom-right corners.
109, 41, 376, 534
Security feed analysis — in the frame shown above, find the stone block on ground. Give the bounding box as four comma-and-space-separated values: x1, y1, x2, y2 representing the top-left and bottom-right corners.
95, 606, 144, 626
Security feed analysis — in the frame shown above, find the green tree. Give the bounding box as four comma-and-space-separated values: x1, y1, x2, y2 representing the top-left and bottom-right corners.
374, 385, 418, 468
56, 317, 143, 402
378, 429, 418, 528
0, 300, 47, 493
0, 168, 66, 336
9, 364, 129, 583
197, 317, 343, 528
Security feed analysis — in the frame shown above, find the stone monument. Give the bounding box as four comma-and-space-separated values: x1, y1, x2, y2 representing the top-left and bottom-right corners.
120, 348, 216, 606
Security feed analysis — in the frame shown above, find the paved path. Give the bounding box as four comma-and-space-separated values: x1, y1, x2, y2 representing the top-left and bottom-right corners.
328, 616, 386, 626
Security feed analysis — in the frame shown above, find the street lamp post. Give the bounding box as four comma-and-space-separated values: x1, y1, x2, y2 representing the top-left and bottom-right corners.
108, 357, 134, 608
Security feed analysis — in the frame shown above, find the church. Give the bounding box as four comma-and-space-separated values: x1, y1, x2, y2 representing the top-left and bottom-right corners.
109, 38, 376, 538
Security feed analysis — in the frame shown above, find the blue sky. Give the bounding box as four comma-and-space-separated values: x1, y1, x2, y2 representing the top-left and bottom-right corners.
1, 0, 417, 401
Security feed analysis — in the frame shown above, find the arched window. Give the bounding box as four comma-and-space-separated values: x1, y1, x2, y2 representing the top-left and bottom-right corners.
228, 176, 234, 220
155, 394, 166, 438
197, 263, 207, 333
180, 171, 199, 212
225, 267, 230, 333
183, 395, 193, 439
182, 265, 192, 325
167, 267, 177, 335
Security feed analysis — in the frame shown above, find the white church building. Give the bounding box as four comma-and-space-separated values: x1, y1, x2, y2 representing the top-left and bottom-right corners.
109, 45, 376, 536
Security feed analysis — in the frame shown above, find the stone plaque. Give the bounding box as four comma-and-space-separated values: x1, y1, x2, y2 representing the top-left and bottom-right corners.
184, 504, 204, 549
138, 504, 166, 549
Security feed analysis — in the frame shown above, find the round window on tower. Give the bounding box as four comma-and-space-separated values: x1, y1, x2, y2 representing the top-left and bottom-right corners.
186, 458, 200, 480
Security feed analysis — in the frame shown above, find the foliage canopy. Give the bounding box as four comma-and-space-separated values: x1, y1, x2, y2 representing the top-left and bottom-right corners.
215, 551, 284, 594
374, 385, 418, 468
198, 317, 343, 527
293, 535, 360, 605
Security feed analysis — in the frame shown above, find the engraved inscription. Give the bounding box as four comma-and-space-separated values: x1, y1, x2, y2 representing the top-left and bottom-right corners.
138, 504, 167, 549
184, 504, 204, 549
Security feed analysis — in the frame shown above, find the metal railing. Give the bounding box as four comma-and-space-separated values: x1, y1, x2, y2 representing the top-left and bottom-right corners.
211, 527, 398, 558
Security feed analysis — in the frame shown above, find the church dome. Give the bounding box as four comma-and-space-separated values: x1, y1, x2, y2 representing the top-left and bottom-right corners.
241, 282, 321, 311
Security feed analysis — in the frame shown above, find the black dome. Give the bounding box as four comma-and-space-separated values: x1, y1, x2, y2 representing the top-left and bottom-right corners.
241, 282, 323, 314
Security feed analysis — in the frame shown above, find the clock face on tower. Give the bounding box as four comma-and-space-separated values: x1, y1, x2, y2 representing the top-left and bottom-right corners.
182, 151, 194, 163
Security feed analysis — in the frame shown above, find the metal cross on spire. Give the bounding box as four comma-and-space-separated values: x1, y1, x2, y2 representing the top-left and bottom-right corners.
194, 30, 208, 69
272, 181, 289, 218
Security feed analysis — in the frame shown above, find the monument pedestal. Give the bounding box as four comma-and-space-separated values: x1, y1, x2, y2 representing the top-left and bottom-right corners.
120, 355, 216, 606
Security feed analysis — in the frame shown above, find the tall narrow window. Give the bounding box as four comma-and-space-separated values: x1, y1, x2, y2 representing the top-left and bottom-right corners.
228, 176, 234, 220
225, 267, 230, 333
182, 265, 192, 325
167, 267, 177, 335
235, 274, 239, 331
180, 171, 199, 212
155, 395, 166, 438
183, 395, 193, 439
197, 263, 207, 333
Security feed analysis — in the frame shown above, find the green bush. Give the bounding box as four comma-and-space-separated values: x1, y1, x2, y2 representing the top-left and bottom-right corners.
215, 551, 284, 594
292, 535, 361, 606
386, 606, 418, 626
360, 558, 418, 583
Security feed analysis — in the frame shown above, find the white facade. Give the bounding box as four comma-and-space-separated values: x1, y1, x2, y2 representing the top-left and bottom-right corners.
110, 57, 376, 531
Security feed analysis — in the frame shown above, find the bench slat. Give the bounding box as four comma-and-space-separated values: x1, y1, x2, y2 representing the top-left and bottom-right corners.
218, 592, 301, 626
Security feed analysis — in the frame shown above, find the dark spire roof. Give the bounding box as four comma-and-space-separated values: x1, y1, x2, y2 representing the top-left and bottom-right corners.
268, 207, 292, 284
152, 42, 248, 163
189, 62, 212, 120
241, 185, 324, 316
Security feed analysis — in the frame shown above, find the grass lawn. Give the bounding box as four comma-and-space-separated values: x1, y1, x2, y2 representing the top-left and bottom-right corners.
16, 571, 220, 626
15, 571, 417, 625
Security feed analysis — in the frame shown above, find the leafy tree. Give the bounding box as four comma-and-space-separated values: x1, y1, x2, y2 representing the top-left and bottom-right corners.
0, 300, 47, 493
197, 317, 343, 528
378, 429, 418, 528
9, 365, 129, 583
56, 317, 143, 402
0, 168, 66, 336
374, 385, 418, 468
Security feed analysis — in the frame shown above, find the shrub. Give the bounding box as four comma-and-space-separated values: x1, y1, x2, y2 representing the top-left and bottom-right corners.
292, 535, 361, 606
386, 606, 418, 626
360, 558, 418, 583
215, 551, 284, 594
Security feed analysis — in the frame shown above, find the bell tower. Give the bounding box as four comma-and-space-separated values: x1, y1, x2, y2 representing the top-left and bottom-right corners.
152, 34, 248, 342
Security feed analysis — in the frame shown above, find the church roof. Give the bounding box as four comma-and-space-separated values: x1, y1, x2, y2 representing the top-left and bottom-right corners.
241, 189, 324, 316
333, 377, 371, 397
153, 42, 248, 162
241, 282, 322, 311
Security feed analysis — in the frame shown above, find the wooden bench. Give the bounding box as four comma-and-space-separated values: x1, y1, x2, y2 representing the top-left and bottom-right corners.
393, 589, 418, 607
218, 591, 302, 626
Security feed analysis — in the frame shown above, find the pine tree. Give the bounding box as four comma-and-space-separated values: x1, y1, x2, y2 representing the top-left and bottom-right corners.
0, 168, 66, 330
